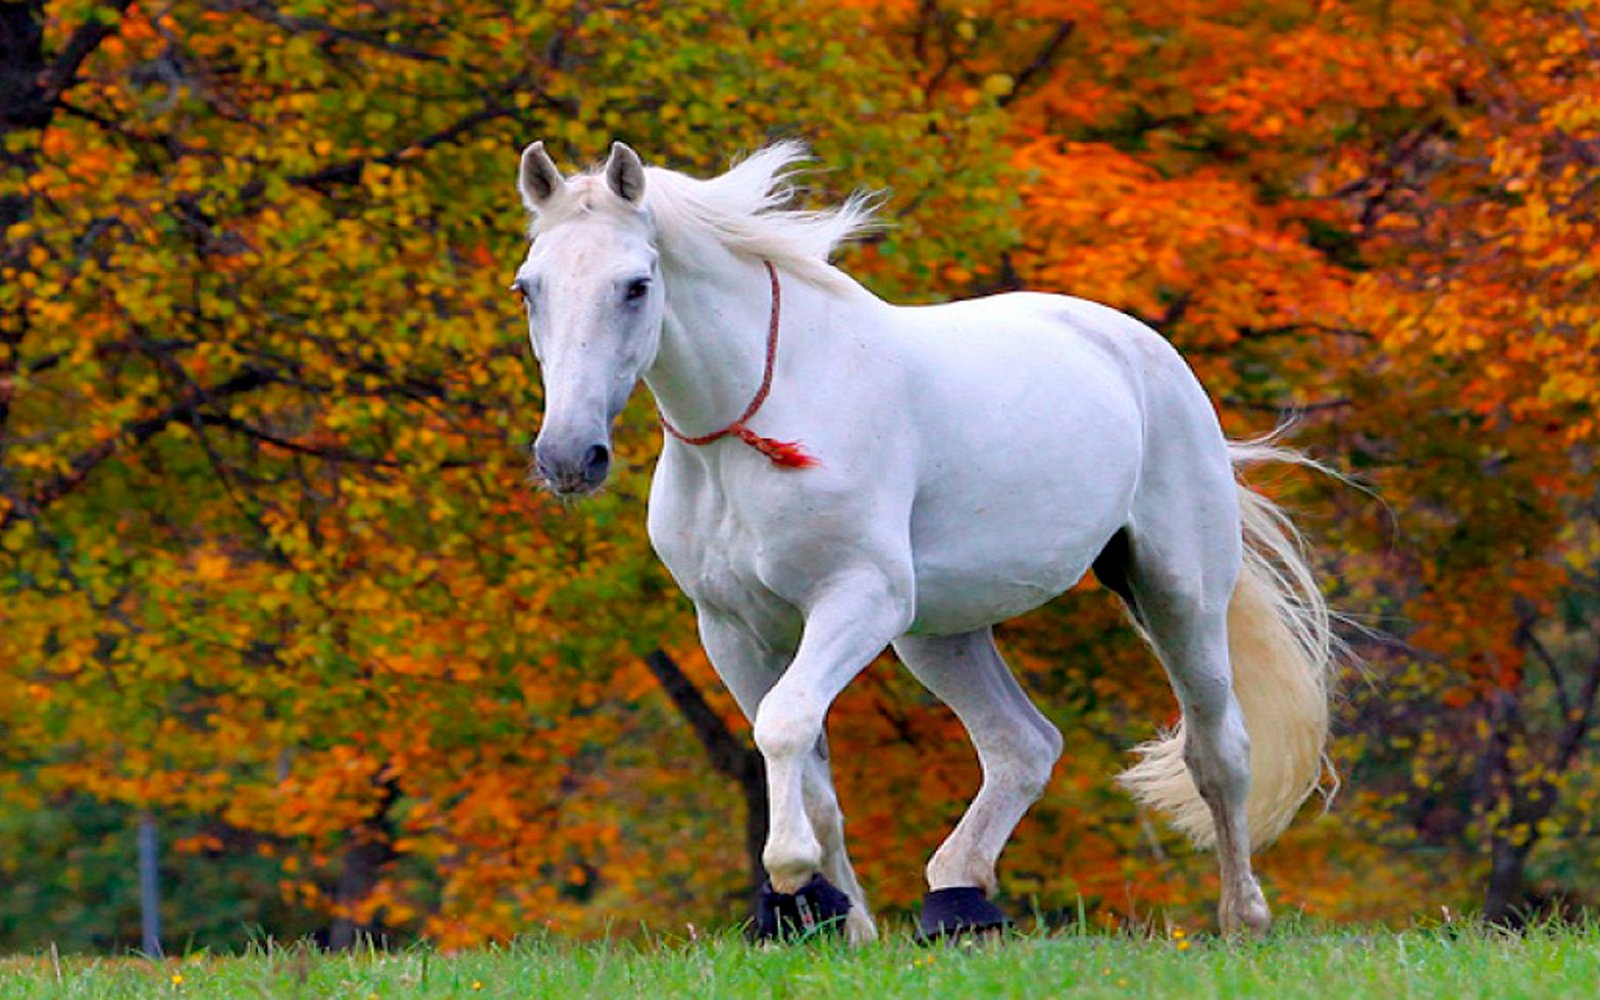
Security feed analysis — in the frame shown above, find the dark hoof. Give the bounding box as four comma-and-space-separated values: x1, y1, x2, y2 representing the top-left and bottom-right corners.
753, 873, 853, 941
916, 886, 1010, 943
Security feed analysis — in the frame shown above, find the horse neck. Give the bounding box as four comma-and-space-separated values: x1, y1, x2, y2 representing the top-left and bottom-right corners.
646, 251, 786, 439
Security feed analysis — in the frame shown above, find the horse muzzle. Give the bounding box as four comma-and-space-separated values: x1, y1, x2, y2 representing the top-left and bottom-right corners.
533, 437, 612, 496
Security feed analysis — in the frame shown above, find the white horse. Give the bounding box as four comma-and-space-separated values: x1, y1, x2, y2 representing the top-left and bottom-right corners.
511, 141, 1335, 942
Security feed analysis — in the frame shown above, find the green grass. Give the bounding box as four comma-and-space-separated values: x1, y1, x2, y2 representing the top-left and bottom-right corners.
2, 924, 1598, 999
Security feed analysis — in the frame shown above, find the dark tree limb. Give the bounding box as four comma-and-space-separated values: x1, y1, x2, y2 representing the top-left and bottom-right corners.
643, 649, 768, 900
222, 0, 450, 65
1519, 618, 1572, 724
0, 0, 135, 136
1482, 629, 1600, 925
2, 368, 274, 529
36, 1, 136, 111
289, 104, 519, 189
327, 776, 400, 951
289, 85, 570, 191
1554, 643, 1600, 772
1000, 20, 1077, 108
199, 413, 481, 471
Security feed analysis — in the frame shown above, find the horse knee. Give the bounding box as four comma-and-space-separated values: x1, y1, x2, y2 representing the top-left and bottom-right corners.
1037, 719, 1065, 768
1021, 724, 1063, 799
753, 693, 824, 760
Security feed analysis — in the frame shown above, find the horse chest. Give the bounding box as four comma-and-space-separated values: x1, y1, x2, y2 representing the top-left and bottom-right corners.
648, 466, 811, 638
674, 521, 771, 607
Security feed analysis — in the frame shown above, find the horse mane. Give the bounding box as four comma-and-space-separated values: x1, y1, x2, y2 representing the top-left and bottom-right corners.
639, 143, 880, 289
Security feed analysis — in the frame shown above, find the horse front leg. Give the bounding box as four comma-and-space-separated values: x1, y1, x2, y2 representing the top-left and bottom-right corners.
751, 568, 911, 939
697, 610, 876, 941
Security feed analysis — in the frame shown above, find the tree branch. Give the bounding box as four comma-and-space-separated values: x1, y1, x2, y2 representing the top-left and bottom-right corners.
221, 0, 450, 65
643, 649, 768, 895
1555, 643, 1600, 772
201, 412, 480, 470
1518, 618, 1572, 722
643, 649, 762, 789
1000, 20, 1076, 108
288, 103, 528, 189
1222, 396, 1353, 415
34, 1, 136, 113
2, 368, 273, 529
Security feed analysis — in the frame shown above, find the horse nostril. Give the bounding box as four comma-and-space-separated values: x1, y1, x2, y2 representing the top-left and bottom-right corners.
583, 444, 611, 482
532, 448, 555, 483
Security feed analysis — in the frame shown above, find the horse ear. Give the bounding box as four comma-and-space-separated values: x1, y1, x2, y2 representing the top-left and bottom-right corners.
604, 141, 646, 204
519, 141, 566, 211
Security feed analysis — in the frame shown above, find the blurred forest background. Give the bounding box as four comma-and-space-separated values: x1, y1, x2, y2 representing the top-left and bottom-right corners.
2, 0, 1598, 952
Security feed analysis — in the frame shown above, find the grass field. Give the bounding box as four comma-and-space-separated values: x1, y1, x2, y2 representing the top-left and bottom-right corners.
2, 923, 1597, 999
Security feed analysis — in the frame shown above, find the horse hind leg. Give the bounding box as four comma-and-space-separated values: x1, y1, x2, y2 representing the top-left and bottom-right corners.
800, 742, 878, 942
892, 629, 1063, 936
1111, 498, 1272, 936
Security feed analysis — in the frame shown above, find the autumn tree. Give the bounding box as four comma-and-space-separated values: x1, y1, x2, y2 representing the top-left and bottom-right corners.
1322, 1, 1600, 922
4, 0, 1598, 949
848, 0, 1600, 922
0, 0, 1022, 948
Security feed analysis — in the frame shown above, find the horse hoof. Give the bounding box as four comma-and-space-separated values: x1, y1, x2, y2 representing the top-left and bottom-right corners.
1220, 883, 1272, 938
753, 873, 853, 941
916, 886, 1011, 943
1221, 902, 1273, 938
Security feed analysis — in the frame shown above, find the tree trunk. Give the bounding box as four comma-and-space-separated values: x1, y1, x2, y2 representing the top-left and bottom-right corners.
1482, 834, 1531, 926
327, 834, 392, 950
2, 1, 133, 437
0, 2, 49, 140
0, 1, 46, 442
137, 811, 163, 956
327, 779, 399, 951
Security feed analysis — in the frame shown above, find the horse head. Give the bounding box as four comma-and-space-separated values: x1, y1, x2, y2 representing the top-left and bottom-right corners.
512, 141, 662, 496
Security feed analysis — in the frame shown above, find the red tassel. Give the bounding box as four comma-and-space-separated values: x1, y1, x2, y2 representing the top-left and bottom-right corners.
736, 426, 820, 469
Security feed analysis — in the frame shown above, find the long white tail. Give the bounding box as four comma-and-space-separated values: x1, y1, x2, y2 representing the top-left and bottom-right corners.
1117, 442, 1337, 850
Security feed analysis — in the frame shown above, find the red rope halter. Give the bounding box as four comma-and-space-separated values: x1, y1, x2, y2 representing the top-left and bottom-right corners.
658, 261, 819, 469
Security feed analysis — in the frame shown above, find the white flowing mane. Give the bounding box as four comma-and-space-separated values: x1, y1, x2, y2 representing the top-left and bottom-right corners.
537, 142, 880, 288
644, 143, 880, 286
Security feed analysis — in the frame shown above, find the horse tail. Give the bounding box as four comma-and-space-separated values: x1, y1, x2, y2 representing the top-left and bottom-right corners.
1117, 441, 1338, 850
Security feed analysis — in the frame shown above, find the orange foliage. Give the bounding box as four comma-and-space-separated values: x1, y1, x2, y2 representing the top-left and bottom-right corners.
2, 0, 1598, 946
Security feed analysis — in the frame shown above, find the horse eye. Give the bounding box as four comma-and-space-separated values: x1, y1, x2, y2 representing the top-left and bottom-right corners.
625, 278, 650, 302
509, 281, 530, 307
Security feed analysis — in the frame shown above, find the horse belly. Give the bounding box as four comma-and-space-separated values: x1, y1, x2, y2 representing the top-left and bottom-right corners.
906, 477, 1133, 635
904, 405, 1141, 635
899, 309, 1146, 635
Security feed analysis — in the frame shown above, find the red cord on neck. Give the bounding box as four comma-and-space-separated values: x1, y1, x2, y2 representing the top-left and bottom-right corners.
658, 261, 819, 469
